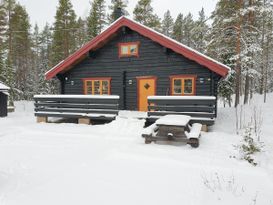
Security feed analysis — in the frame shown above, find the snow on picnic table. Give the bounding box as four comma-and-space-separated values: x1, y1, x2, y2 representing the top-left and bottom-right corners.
0, 95, 273, 205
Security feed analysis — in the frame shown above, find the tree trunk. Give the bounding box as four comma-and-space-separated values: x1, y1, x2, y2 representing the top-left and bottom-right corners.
244, 74, 250, 104
264, 36, 270, 103
235, 0, 243, 107
260, 0, 266, 94
244, 0, 253, 105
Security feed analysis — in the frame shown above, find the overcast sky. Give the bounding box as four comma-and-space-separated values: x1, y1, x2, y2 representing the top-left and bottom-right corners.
17, 0, 218, 28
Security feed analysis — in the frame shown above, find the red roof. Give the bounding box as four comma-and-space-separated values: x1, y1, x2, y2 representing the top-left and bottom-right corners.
45, 16, 230, 80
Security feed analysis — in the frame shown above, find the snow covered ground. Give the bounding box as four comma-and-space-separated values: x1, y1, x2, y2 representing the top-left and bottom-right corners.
0, 94, 273, 205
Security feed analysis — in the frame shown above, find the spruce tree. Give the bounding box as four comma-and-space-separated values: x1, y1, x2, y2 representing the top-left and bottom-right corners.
191, 8, 209, 52
207, 1, 239, 106
87, 0, 106, 39
108, 0, 128, 23
133, 0, 160, 30
161, 10, 173, 37
182, 13, 194, 47
172, 13, 183, 43
52, 0, 77, 65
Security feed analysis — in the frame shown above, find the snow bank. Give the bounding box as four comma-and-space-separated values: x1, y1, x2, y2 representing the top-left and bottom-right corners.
0, 94, 273, 205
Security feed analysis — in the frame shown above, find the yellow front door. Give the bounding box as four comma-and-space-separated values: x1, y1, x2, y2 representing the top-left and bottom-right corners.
137, 77, 156, 111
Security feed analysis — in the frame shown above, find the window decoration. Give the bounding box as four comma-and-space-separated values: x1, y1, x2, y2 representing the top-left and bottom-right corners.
119, 42, 140, 57
83, 78, 111, 95
170, 75, 196, 95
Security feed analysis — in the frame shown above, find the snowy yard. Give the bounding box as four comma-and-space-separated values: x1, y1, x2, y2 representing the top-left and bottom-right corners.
0, 95, 273, 205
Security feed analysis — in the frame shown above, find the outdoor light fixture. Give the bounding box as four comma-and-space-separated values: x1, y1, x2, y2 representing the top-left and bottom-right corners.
128, 80, 133, 85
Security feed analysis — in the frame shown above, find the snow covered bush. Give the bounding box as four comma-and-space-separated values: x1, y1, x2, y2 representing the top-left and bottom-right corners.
235, 124, 263, 166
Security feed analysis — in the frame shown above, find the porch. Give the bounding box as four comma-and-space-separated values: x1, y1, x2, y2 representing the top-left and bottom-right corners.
34, 95, 217, 127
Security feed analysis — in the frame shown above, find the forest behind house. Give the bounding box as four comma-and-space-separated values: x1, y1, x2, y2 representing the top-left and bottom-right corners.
0, 0, 272, 107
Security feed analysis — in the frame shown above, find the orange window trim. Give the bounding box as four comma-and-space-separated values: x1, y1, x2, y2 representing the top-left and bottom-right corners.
82, 77, 112, 95
118, 41, 140, 58
169, 75, 196, 96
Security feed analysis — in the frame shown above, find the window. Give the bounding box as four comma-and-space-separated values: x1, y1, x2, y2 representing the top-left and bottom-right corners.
170, 75, 196, 95
83, 78, 111, 95
119, 42, 140, 57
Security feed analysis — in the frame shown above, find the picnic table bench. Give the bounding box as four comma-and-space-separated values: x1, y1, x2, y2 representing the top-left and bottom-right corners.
142, 115, 202, 148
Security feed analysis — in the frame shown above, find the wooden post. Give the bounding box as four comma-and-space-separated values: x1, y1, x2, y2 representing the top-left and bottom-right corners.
78, 118, 90, 125
201, 125, 208, 132
37, 116, 48, 123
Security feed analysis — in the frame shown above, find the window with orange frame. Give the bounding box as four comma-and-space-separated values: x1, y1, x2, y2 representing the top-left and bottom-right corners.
83, 78, 111, 95
170, 75, 196, 95
118, 42, 140, 57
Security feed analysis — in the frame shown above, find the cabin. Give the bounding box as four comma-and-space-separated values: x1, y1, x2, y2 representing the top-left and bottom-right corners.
0, 81, 10, 117
37, 16, 230, 125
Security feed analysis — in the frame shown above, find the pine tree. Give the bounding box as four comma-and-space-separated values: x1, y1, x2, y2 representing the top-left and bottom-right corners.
52, 0, 77, 65
108, 0, 128, 23
87, 0, 106, 39
256, 0, 273, 102
133, 0, 161, 30
10, 3, 32, 99
172, 13, 183, 43
31, 23, 40, 95
0, 2, 5, 82
76, 17, 87, 48
38, 23, 57, 94
161, 10, 173, 37
0, 0, 16, 104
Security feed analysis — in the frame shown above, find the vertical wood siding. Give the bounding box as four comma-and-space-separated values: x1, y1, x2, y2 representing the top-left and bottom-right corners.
62, 28, 221, 110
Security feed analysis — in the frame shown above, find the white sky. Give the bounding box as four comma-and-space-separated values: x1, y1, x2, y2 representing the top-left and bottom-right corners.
17, 0, 218, 28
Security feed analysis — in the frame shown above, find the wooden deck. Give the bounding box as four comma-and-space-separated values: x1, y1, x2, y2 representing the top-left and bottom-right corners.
147, 96, 217, 126
34, 95, 217, 126
34, 95, 120, 124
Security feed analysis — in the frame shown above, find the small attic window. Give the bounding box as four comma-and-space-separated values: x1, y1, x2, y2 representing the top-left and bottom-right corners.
118, 42, 140, 58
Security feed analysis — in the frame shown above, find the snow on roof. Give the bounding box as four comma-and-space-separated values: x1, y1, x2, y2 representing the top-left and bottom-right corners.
148, 96, 216, 100
45, 16, 230, 80
45, 60, 64, 76
0, 81, 10, 91
124, 16, 231, 73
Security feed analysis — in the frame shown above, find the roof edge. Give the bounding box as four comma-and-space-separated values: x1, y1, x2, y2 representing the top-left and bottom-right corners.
45, 16, 230, 80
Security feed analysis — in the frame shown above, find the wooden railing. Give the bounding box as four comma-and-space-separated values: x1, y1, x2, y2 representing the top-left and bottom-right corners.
147, 96, 217, 126
34, 95, 120, 122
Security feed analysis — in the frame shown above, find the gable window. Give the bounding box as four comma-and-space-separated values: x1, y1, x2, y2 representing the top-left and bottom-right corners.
170, 75, 196, 95
119, 42, 140, 57
83, 78, 111, 95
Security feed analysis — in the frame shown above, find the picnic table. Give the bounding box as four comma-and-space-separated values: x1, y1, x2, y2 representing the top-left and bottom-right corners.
142, 115, 202, 148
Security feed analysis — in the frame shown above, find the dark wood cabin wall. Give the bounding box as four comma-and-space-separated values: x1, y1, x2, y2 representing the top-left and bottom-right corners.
62, 29, 220, 110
